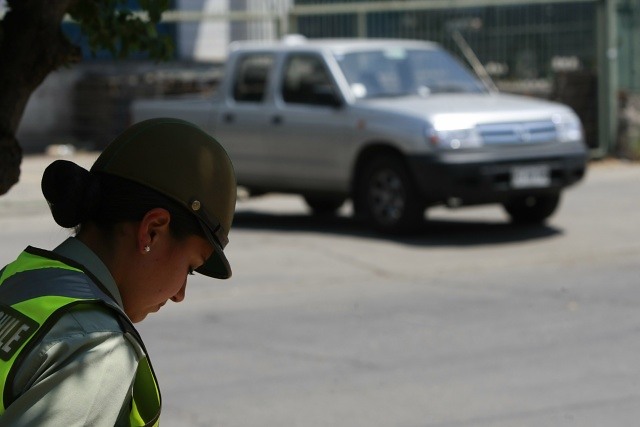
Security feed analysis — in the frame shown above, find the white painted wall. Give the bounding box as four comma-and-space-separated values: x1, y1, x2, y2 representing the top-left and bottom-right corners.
177, 0, 229, 62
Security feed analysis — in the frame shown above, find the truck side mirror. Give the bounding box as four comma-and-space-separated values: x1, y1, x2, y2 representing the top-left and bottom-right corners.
299, 78, 343, 108
310, 84, 343, 108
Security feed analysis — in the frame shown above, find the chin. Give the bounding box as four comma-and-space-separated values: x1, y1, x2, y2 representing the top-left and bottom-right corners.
130, 312, 148, 323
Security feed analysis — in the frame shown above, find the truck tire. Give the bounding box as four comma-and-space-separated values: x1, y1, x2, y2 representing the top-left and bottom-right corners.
503, 193, 561, 224
355, 155, 424, 233
303, 195, 345, 215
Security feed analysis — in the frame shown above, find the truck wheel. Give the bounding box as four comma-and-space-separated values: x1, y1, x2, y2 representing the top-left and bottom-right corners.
355, 155, 424, 233
303, 195, 345, 215
503, 193, 561, 224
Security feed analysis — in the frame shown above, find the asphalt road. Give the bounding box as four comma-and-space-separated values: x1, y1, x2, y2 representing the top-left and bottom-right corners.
1, 154, 639, 427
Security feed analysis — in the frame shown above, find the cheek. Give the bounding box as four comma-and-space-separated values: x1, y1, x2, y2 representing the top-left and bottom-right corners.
147, 240, 198, 302
150, 268, 185, 299
121, 250, 189, 320
154, 255, 188, 296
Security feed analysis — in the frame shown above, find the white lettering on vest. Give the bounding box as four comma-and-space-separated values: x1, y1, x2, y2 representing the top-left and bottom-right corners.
0, 319, 19, 344
1, 325, 31, 354
0, 306, 38, 361
0, 312, 15, 336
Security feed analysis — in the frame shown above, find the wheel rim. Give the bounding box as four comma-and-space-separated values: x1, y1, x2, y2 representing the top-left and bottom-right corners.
368, 168, 406, 225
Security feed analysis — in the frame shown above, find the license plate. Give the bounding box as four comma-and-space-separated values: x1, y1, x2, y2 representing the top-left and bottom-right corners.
510, 164, 551, 188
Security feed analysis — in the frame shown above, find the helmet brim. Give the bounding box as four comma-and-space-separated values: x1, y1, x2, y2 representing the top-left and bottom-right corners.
195, 219, 232, 279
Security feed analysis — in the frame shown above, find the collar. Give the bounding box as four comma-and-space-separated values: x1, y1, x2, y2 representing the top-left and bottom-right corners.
53, 237, 125, 309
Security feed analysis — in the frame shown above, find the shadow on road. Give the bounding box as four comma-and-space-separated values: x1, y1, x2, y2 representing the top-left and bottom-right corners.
232, 209, 562, 247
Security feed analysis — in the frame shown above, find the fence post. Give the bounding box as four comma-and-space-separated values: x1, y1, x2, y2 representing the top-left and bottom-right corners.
357, 10, 367, 38
288, 10, 298, 35
597, 0, 619, 157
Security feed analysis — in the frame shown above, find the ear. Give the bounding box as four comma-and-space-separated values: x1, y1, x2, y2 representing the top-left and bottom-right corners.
137, 208, 171, 253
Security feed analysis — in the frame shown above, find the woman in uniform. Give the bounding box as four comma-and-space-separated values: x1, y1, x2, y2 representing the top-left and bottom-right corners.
0, 118, 236, 426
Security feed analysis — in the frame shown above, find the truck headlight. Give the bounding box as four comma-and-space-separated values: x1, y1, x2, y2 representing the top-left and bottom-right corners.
552, 112, 583, 143
426, 126, 482, 150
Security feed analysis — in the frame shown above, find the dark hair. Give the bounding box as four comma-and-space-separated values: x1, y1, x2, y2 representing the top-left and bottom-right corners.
41, 159, 203, 239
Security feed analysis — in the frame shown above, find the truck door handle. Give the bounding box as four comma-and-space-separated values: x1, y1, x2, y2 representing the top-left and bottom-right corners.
272, 115, 283, 125
223, 113, 235, 123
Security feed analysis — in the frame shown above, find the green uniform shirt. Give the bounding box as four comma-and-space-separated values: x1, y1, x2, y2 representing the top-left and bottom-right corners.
0, 238, 143, 426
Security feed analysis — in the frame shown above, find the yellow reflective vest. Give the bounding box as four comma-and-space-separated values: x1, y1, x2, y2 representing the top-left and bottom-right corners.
0, 247, 161, 426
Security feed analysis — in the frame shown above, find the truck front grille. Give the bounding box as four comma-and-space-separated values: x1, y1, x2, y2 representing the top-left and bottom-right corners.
477, 120, 557, 145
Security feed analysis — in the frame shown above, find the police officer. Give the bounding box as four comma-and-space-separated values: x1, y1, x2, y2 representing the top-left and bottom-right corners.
0, 118, 236, 426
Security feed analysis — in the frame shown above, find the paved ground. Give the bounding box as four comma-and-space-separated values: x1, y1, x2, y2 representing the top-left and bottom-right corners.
1, 153, 639, 427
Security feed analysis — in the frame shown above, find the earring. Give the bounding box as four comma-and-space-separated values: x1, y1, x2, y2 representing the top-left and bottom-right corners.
144, 245, 151, 253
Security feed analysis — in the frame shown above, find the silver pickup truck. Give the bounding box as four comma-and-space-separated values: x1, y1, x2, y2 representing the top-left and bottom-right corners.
132, 36, 588, 233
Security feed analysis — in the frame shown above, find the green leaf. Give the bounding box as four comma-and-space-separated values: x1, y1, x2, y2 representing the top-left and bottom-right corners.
67, 0, 173, 62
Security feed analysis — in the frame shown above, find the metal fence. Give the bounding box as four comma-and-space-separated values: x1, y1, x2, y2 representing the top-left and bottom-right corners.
292, 1, 596, 82
166, 1, 601, 84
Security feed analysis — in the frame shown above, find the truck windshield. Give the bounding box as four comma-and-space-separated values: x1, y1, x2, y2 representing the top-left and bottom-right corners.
334, 47, 487, 99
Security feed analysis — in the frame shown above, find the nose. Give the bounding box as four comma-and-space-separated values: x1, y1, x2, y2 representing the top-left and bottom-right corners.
171, 281, 187, 303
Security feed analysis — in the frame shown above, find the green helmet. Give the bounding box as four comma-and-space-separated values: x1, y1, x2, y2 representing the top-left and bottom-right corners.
91, 118, 237, 279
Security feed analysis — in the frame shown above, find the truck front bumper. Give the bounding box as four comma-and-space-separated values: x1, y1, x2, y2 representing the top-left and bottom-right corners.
406, 143, 588, 206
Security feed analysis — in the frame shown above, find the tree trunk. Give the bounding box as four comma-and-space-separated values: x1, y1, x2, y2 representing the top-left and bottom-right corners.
0, 0, 80, 195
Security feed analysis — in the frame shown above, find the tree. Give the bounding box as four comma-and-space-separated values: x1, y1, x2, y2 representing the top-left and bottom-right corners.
0, 0, 172, 196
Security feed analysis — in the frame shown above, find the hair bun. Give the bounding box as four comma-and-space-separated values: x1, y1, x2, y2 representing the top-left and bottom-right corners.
41, 160, 100, 228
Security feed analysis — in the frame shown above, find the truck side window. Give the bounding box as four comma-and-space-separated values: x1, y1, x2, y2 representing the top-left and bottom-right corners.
282, 54, 337, 106
233, 54, 274, 102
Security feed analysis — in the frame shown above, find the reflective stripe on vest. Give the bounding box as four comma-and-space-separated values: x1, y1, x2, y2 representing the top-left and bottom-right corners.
0, 248, 161, 426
